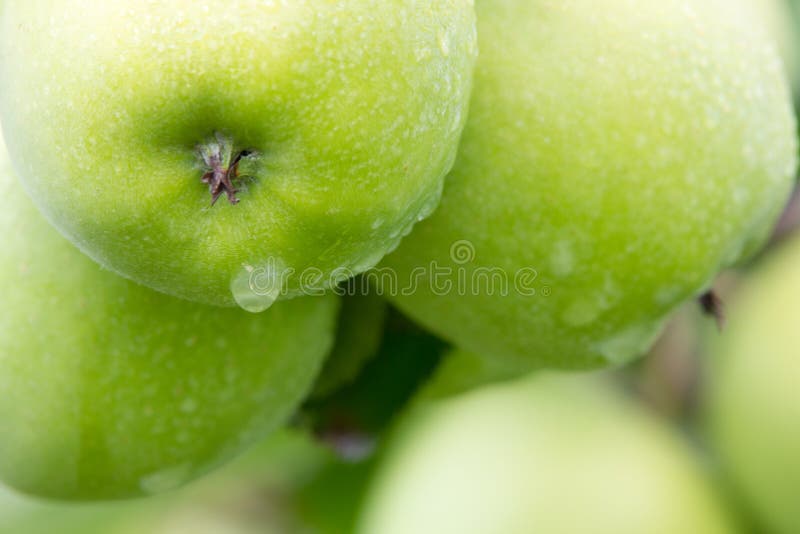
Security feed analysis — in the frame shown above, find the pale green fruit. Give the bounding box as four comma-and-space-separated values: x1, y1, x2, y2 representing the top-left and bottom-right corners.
745, 0, 800, 91
704, 234, 800, 534
379, 0, 797, 369
358, 361, 737, 534
0, 135, 339, 501
0, 430, 357, 534
0, 1, 477, 310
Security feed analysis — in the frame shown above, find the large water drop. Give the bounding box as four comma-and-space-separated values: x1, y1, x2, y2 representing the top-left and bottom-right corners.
593, 320, 664, 367
139, 463, 192, 495
230, 263, 282, 313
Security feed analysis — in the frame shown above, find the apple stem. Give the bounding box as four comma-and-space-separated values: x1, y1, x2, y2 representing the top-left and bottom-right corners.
197, 134, 255, 206
699, 290, 725, 331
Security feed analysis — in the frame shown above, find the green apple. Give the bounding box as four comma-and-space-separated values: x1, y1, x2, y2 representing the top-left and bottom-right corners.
0, 1, 477, 311
0, 429, 366, 534
0, 134, 339, 501
703, 234, 800, 534
358, 360, 737, 534
745, 0, 800, 92
378, 0, 797, 369
112, 429, 364, 534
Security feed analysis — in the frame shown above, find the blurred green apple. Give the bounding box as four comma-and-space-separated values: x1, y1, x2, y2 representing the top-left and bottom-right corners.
0, 134, 338, 500
746, 0, 800, 91
358, 359, 737, 534
704, 233, 800, 534
0, 1, 477, 310
379, 0, 797, 369
0, 429, 369, 534
112, 430, 367, 534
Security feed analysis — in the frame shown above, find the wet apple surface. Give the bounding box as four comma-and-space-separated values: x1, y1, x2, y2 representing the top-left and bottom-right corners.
0, 1, 478, 310
0, 135, 339, 500
381, 0, 798, 369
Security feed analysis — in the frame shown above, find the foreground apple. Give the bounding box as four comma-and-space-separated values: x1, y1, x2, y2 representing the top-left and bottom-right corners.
358, 360, 736, 534
379, 0, 797, 369
0, 1, 477, 310
703, 234, 800, 534
0, 135, 339, 500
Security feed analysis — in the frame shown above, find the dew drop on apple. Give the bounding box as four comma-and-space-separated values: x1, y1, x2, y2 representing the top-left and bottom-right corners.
180, 398, 197, 413
561, 298, 602, 327
450, 107, 463, 134
593, 320, 663, 367
139, 463, 192, 495
230, 263, 282, 313
550, 240, 575, 277
437, 29, 451, 57
418, 181, 445, 222
352, 248, 387, 274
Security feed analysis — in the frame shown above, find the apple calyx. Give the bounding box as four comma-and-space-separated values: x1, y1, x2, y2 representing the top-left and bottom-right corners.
197, 133, 255, 206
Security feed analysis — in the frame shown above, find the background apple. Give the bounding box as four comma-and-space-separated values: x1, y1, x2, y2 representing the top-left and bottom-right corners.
0, 1, 477, 310
0, 133, 339, 501
746, 0, 800, 91
357, 360, 737, 534
0, 429, 371, 534
379, 0, 798, 370
703, 233, 800, 534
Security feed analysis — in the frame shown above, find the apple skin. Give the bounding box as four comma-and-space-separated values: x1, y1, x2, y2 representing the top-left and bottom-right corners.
0, 135, 339, 501
703, 234, 800, 534
750, 0, 800, 91
0, 430, 359, 534
358, 359, 737, 534
378, 0, 797, 370
0, 1, 477, 310
737, 0, 800, 93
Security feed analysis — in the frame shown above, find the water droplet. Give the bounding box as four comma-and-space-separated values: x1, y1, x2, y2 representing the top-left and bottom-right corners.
371, 217, 385, 230
593, 321, 664, 367
416, 188, 443, 222
550, 241, 574, 277
562, 298, 601, 327
139, 463, 192, 495
180, 398, 197, 413
414, 45, 432, 62
437, 30, 450, 57
385, 235, 405, 255
230, 263, 281, 313
450, 107, 462, 134
721, 239, 745, 267
400, 219, 416, 238
352, 248, 387, 274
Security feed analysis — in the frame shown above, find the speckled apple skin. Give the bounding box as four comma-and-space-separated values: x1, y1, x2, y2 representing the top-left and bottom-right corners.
381, 0, 797, 369
0, 0, 477, 307
0, 135, 339, 501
